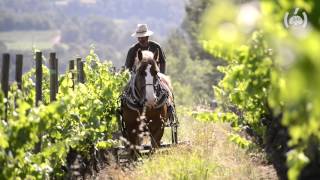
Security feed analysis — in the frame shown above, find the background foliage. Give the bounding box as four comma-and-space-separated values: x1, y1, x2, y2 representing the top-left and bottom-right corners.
198, 0, 320, 179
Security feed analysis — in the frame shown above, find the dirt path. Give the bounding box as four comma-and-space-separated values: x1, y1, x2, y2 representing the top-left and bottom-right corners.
96, 112, 278, 180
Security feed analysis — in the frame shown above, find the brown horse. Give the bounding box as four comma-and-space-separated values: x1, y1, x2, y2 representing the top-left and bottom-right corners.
121, 49, 172, 158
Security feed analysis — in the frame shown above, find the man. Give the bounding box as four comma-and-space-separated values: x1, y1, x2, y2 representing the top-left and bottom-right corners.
125, 24, 166, 74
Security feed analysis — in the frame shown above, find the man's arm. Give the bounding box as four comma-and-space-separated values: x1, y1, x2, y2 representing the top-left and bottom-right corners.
125, 47, 135, 71
158, 47, 166, 74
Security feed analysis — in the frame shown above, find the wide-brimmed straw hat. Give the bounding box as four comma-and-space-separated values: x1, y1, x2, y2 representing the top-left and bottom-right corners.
131, 24, 154, 37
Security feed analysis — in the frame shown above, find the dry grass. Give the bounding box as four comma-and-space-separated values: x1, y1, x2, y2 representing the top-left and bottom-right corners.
98, 110, 277, 180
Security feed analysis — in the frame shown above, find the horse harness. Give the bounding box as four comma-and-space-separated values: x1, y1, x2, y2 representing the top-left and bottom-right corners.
120, 72, 170, 114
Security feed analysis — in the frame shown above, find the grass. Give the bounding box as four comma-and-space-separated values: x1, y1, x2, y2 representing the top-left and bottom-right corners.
127, 107, 277, 180
98, 107, 277, 179
133, 147, 219, 180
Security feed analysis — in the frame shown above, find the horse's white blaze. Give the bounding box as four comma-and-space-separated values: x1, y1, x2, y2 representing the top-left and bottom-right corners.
145, 64, 156, 107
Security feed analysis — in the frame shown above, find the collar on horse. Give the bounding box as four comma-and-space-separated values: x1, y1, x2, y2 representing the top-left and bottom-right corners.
121, 72, 169, 112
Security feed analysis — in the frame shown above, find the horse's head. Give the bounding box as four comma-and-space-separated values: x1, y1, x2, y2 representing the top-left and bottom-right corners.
135, 49, 160, 107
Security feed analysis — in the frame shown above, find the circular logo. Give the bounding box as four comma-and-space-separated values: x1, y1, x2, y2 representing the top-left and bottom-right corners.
284, 8, 308, 28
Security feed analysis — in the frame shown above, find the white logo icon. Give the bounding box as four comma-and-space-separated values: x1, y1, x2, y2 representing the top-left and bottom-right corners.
284, 8, 308, 28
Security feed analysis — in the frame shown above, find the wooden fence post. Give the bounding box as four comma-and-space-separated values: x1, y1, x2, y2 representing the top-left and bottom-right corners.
15, 54, 23, 90
1, 53, 10, 121
49, 53, 57, 102
76, 57, 80, 83
55, 58, 59, 94
76, 57, 85, 83
69, 60, 75, 89
79, 61, 85, 83
35, 52, 42, 106
34, 52, 43, 153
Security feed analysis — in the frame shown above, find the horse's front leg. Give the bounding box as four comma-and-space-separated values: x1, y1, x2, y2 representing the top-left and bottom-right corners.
122, 107, 143, 161
150, 125, 164, 149
149, 118, 165, 150
149, 107, 167, 150
128, 117, 146, 161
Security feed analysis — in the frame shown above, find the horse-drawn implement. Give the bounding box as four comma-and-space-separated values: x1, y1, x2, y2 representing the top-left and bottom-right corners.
115, 49, 179, 163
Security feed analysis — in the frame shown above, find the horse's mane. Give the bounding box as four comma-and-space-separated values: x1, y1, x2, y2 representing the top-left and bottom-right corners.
158, 73, 173, 91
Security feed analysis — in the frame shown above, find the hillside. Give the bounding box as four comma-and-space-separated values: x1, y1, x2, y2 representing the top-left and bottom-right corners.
0, 0, 186, 70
